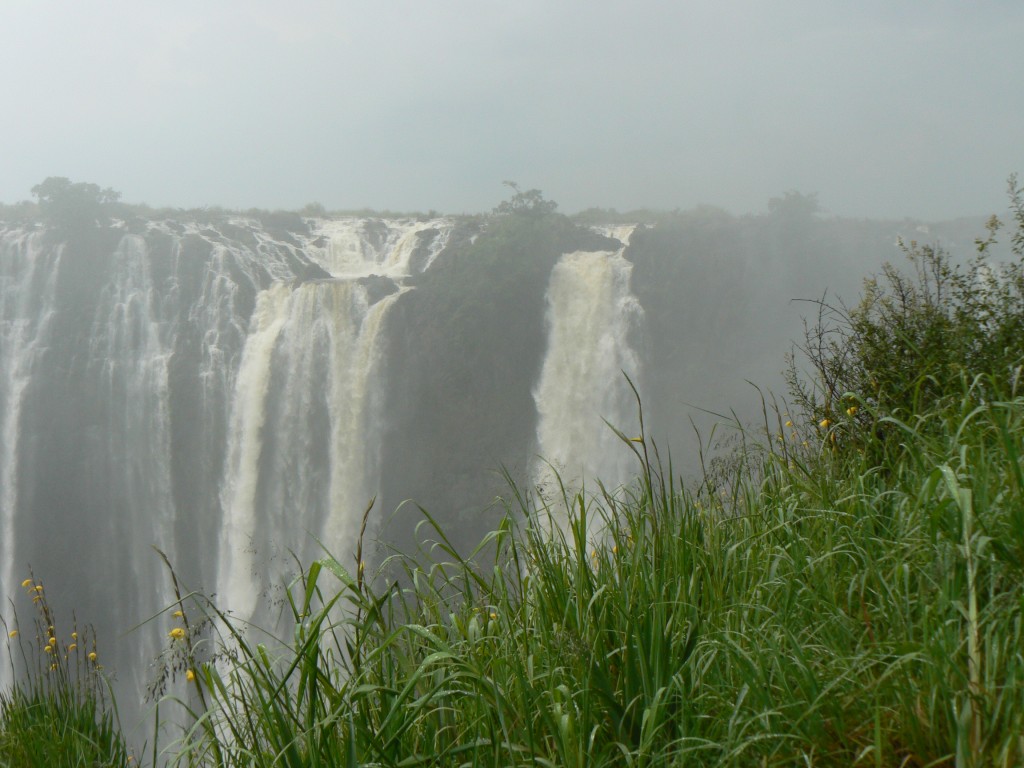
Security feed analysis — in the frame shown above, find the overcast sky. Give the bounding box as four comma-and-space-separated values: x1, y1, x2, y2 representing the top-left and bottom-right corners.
2, 1, 1021, 218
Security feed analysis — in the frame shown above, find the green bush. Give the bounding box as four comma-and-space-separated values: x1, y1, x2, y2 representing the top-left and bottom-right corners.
786, 175, 1024, 451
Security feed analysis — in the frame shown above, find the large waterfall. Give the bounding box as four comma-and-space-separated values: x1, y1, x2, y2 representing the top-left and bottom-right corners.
533, 226, 644, 506
215, 217, 448, 622
0, 216, 455, 698
0, 210, 655, 716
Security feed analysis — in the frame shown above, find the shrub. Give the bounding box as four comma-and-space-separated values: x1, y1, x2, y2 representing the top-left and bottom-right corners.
786, 175, 1024, 452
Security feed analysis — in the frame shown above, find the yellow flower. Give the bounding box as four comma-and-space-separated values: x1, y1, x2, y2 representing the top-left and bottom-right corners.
785, 420, 793, 428
818, 418, 831, 429
489, 612, 497, 620
71, 632, 77, 640
20, 578, 32, 588
68, 643, 76, 652
7, 630, 17, 639
186, 669, 196, 682
846, 405, 858, 417
34, 585, 43, 592
169, 627, 186, 640
88, 652, 97, 662
44, 644, 53, 654
173, 610, 184, 619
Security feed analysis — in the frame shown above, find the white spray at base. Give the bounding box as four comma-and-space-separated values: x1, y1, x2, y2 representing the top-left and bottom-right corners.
532, 226, 644, 524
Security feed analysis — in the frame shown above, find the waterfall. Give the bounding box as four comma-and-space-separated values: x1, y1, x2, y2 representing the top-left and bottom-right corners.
0, 233, 60, 690
4, 211, 656, 719
215, 281, 400, 622
0, 219, 400, 707
215, 218, 443, 623
533, 226, 644, 509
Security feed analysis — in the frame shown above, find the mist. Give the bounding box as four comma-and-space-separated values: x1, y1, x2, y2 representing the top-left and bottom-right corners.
1, 2, 1021, 218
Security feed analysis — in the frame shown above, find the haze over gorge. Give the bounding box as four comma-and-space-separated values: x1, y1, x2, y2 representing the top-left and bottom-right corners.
0, 182, 993, 716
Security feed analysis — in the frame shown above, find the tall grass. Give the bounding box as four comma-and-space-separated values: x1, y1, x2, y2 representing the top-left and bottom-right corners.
133, 370, 1024, 767
0, 575, 131, 767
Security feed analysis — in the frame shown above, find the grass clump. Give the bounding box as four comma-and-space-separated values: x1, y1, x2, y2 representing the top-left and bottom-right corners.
152, 374, 1024, 766
0, 575, 131, 767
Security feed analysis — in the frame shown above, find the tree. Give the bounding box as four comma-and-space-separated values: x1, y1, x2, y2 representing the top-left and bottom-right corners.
767, 190, 820, 220
31, 177, 121, 231
492, 181, 558, 217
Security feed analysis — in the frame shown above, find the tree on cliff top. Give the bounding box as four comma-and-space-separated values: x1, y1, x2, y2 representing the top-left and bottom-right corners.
492, 181, 558, 217
31, 177, 121, 231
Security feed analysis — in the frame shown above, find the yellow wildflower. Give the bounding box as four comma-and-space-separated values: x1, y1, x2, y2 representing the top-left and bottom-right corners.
785, 420, 793, 427
71, 632, 77, 640
20, 579, 32, 588
68, 643, 76, 652
818, 418, 831, 429
169, 627, 186, 640
44, 645, 53, 654
173, 610, 184, 619
88, 652, 97, 662
489, 612, 497, 620
7, 630, 17, 639
846, 405, 858, 417
186, 669, 196, 682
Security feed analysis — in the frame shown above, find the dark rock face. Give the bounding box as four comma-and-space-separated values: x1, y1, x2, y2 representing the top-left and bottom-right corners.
358, 274, 400, 304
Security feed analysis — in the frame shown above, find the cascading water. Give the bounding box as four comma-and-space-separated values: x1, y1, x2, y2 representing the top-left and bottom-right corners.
216, 280, 402, 622
0, 210, 643, 726
0, 217, 451, 711
532, 226, 644, 512
0, 233, 61, 691
215, 217, 448, 623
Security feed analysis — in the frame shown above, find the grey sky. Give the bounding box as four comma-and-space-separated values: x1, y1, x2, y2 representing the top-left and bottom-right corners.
2, 1, 1021, 218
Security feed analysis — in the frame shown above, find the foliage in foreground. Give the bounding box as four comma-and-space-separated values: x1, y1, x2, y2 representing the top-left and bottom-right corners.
143, 372, 1023, 767
0, 577, 130, 767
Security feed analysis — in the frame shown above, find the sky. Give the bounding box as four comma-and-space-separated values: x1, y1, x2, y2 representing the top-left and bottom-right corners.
1, 1, 1022, 219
